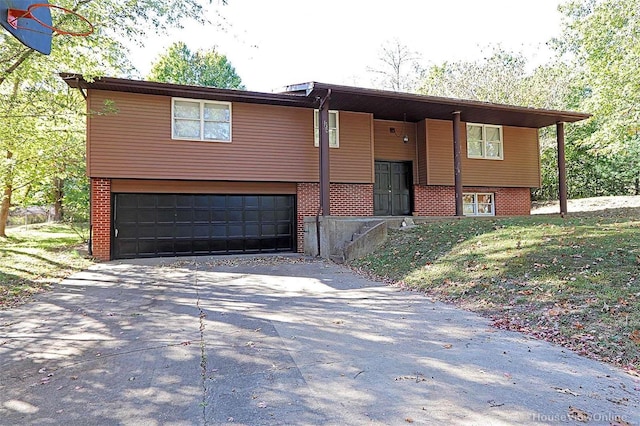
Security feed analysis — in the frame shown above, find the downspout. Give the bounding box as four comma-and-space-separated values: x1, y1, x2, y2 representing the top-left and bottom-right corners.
316, 89, 331, 257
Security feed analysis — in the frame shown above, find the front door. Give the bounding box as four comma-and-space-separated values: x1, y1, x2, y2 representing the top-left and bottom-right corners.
374, 161, 412, 216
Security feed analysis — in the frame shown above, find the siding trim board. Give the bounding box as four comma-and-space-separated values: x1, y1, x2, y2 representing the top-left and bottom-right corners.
111, 179, 296, 194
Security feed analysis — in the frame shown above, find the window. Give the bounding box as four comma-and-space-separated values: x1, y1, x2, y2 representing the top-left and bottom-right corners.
172, 98, 231, 142
466, 123, 503, 159
463, 193, 495, 216
314, 110, 339, 148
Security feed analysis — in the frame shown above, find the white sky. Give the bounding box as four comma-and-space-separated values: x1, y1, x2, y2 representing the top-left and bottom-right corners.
127, 0, 565, 92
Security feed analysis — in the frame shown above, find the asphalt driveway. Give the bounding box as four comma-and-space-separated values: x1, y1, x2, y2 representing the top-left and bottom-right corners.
1, 256, 638, 425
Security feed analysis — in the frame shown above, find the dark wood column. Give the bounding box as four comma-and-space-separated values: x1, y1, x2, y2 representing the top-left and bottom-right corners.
452, 111, 463, 216
557, 121, 568, 215
319, 91, 331, 215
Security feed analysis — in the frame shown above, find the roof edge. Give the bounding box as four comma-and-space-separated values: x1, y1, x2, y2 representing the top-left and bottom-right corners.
307, 81, 591, 123
60, 73, 317, 107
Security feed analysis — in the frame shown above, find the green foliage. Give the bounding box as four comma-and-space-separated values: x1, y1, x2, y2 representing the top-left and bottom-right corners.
147, 42, 245, 89
551, 0, 640, 196
353, 210, 640, 371
0, 0, 215, 233
558, 0, 640, 150
418, 47, 578, 109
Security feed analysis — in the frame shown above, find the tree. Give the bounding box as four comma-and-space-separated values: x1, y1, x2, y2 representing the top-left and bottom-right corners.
555, 0, 640, 193
147, 42, 245, 89
413, 46, 610, 201
418, 47, 578, 110
368, 39, 424, 92
0, 0, 215, 237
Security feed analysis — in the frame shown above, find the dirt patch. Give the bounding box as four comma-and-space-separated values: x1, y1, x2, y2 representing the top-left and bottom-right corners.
533, 195, 640, 215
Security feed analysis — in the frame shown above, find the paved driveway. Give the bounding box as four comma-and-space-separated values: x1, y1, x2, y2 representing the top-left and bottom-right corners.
1, 256, 638, 425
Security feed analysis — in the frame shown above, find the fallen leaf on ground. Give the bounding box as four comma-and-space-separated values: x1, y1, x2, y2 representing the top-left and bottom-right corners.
552, 387, 580, 396
611, 417, 632, 426
568, 406, 590, 422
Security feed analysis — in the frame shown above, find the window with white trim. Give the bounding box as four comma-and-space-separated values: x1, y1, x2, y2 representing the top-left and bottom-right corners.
172, 98, 231, 142
314, 110, 339, 148
466, 123, 503, 160
463, 193, 495, 216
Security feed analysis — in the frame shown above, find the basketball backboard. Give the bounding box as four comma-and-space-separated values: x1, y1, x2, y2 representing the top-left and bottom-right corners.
0, 0, 52, 55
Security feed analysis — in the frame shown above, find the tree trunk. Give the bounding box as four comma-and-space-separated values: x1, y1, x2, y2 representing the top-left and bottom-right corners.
635, 177, 639, 196
0, 183, 12, 237
53, 177, 64, 221
0, 151, 13, 237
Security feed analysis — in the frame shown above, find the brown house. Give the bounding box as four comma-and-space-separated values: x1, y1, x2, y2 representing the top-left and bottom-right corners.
62, 74, 589, 261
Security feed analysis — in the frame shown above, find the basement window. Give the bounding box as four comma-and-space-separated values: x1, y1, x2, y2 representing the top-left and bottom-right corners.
314, 110, 339, 148
467, 123, 503, 160
172, 98, 231, 142
463, 193, 495, 216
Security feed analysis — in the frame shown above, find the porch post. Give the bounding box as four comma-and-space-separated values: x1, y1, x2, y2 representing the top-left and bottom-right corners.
556, 121, 568, 215
319, 90, 331, 216
452, 111, 463, 216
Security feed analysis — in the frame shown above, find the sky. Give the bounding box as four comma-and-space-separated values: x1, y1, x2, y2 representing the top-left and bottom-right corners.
127, 0, 565, 92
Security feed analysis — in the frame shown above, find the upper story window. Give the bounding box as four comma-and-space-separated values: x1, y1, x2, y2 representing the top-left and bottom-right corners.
314, 110, 339, 148
172, 98, 231, 142
467, 123, 503, 160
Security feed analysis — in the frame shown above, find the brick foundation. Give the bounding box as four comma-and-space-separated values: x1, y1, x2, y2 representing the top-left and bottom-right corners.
88, 180, 529, 260
296, 183, 374, 252
413, 185, 531, 216
91, 178, 111, 261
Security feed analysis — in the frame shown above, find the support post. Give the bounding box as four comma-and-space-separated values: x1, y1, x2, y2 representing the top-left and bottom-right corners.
319, 90, 331, 216
452, 111, 463, 216
556, 121, 568, 215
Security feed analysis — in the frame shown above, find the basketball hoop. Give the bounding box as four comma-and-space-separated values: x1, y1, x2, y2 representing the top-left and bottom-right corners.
8, 3, 93, 36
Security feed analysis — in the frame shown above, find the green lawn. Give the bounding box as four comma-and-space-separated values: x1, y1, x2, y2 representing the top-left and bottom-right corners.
352, 209, 640, 373
0, 223, 93, 309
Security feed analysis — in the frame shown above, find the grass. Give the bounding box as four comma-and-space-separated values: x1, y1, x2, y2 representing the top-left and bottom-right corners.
352, 206, 640, 373
0, 222, 93, 309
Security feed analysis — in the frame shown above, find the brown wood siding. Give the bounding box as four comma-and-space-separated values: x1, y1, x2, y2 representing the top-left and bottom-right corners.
426, 119, 540, 187
330, 111, 374, 183
111, 179, 297, 194
461, 125, 541, 187
87, 90, 372, 184
373, 119, 418, 180
416, 120, 427, 186
426, 119, 454, 184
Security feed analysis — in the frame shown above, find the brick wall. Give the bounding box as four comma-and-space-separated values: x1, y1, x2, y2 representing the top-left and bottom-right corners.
296, 183, 374, 252
413, 185, 531, 216
91, 178, 111, 261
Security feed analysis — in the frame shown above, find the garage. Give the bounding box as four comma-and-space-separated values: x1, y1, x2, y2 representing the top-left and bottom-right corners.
112, 193, 296, 259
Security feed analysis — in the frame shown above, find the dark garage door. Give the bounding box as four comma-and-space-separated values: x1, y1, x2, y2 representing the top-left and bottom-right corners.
113, 193, 296, 259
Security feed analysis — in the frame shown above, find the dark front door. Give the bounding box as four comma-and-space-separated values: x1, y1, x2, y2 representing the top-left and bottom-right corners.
374, 161, 412, 216
112, 193, 295, 259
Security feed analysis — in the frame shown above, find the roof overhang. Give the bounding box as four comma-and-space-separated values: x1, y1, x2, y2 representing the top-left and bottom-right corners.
60, 73, 315, 109
295, 82, 590, 128
61, 74, 590, 129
